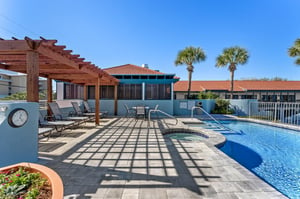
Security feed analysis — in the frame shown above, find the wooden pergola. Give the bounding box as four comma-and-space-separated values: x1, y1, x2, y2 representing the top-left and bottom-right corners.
0, 37, 119, 125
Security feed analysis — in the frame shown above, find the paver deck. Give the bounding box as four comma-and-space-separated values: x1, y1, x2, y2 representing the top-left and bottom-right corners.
38, 118, 287, 199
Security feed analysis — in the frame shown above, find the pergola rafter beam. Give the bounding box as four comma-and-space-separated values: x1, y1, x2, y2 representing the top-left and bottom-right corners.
0, 37, 119, 125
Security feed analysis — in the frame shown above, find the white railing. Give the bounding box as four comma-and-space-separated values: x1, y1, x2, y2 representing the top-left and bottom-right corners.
249, 102, 300, 126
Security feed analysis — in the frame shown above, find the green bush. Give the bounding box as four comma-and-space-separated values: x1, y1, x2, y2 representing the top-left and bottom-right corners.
212, 99, 234, 114
198, 91, 219, 99
0, 91, 56, 100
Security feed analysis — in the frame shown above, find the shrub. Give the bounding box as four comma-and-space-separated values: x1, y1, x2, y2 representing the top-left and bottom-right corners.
198, 91, 219, 99
212, 99, 234, 114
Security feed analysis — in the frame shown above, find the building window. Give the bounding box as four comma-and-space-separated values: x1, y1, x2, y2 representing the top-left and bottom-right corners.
146, 84, 171, 100
118, 84, 142, 99
88, 85, 115, 99
64, 84, 83, 99
280, 95, 295, 102
241, 95, 257, 99
262, 95, 277, 102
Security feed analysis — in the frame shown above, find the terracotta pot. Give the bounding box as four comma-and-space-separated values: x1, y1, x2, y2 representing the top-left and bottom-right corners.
0, 162, 64, 199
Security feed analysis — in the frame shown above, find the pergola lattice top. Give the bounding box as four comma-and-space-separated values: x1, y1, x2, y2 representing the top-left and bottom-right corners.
0, 37, 119, 85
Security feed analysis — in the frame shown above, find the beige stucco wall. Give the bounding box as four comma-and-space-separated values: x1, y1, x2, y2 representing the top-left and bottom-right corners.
10, 75, 27, 94
0, 74, 11, 97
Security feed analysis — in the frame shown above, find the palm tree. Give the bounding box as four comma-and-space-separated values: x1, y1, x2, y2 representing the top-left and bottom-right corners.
216, 46, 249, 99
175, 46, 206, 99
288, 38, 300, 65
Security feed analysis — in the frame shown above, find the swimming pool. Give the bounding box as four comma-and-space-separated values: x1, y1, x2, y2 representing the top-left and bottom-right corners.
192, 120, 300, 199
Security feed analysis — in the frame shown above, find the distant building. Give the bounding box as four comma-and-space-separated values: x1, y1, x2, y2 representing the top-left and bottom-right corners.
0, 73, 47, 98
174, 80, 300, 102
57, 64, 179, 100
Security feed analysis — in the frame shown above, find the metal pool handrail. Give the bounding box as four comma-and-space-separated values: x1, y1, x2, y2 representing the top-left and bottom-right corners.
148, 109, 178, 125
191, 106, 235, 132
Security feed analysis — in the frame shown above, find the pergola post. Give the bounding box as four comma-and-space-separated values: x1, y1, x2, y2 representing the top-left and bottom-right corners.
47, 77, 53, 102
114, 84, 118, 115
47, 77, 53, 115
26, 51, 39, 102
95, 77, 101, 125
83, 85, 88, 101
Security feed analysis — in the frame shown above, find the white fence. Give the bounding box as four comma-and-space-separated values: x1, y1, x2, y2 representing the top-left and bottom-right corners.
249, 102, 300, 126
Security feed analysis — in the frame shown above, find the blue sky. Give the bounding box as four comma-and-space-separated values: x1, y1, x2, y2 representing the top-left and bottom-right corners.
1, 0, 300, 80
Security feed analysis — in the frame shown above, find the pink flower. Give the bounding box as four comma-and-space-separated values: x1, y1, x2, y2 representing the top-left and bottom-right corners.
16, 174, 20, 177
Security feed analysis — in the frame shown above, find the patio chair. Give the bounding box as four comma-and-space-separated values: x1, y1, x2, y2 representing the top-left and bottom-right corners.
135, 106, 146, 120
48, 102, 89, 125
124, 104, 135, 117
39, 111, 75, 134
83, 101, 108, 117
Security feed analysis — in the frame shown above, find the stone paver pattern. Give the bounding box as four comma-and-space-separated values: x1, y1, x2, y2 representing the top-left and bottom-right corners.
39, 118, 287, 199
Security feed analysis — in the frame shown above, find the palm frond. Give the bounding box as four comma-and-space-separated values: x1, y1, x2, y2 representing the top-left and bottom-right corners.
296, 58, 300, 65
288, 47, 300, 57
215, 46, 249, 67
175, 46, 206, 66
288, 38, 300, 65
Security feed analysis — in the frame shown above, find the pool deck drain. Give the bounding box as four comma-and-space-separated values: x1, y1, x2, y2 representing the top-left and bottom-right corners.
38, 117, 287, 199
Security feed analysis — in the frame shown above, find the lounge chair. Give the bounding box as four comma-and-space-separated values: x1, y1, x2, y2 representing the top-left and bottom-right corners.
48, 102, 89, 125
39, 111, 75, 133
83, 101, 108, 117
71, 102, 102, 118
38, 127, 54, 140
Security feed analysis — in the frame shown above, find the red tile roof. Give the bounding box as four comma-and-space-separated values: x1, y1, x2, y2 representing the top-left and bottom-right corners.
174, 80, 300, 92
103, 64, 165, 75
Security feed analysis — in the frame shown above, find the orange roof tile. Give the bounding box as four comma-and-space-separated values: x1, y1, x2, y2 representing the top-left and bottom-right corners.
174, 80, 300, 92
103, 64, 165, 75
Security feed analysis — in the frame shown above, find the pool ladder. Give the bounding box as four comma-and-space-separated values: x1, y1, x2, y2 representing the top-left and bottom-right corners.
191, 106, 237, 133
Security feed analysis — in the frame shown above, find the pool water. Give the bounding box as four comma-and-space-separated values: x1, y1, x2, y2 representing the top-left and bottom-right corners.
201, 120, 300, 199
165, 133, 205, 141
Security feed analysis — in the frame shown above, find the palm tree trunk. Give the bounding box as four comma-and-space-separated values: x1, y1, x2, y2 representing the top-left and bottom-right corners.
188, 71, 192, 99
230, 70, 234, 99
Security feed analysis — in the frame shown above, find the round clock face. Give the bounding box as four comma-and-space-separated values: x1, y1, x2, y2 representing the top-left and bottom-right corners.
8, 108, 28, 128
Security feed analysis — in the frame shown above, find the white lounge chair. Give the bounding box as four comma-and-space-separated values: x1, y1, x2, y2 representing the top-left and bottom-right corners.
71, 102, 102, 118
48, 102, 89, 125
83, 101, 108, 117
38, 127, 54, 140
39, 111, 75, 133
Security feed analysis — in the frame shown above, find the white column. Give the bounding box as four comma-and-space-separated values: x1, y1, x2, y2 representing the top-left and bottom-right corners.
142, 82, 145, 100
171, 82, 174, 101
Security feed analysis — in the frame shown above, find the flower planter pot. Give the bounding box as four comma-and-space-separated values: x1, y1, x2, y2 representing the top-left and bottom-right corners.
0, 162, 63, 199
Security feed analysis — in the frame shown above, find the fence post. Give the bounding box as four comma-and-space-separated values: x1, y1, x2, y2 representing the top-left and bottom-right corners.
274, 103, 277, 122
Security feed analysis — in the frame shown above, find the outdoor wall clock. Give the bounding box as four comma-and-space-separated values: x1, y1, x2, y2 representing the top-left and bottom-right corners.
7, 108, 28, 128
